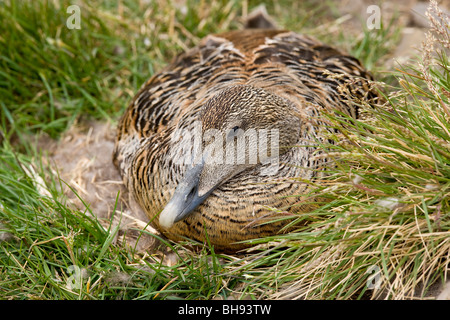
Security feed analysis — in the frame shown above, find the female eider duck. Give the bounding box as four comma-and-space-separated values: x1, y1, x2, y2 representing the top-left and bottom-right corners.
113, 23, 375, 252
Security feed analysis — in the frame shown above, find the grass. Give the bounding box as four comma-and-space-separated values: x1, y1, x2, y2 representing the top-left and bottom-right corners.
1, 0, 449, 300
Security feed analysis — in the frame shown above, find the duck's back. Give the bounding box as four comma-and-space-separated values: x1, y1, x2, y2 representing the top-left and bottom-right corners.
113, 29, 375, 251
115, 29, 372, 140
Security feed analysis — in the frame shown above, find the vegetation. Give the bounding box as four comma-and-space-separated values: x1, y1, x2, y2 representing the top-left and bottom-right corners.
0, 0, 448, 299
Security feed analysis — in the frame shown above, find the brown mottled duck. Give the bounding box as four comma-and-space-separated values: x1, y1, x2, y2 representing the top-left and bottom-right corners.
113, 19, 376, 252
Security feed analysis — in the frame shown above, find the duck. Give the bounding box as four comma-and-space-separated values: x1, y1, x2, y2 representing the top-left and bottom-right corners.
113, 13, 376, 252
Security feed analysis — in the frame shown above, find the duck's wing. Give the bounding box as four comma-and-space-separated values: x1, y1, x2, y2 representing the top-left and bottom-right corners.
115, 32, 252, 143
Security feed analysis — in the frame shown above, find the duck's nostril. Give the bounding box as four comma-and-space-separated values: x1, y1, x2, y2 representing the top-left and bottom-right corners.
185, 186, 196, 202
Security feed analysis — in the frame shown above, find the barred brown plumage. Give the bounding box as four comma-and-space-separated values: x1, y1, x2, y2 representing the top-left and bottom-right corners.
113, 27, 377, 252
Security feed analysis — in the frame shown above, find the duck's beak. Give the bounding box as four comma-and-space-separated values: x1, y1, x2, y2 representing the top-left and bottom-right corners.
159, 160, 212, 229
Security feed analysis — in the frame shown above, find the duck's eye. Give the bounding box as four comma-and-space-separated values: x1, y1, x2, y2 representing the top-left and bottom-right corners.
227, 126, 241, 141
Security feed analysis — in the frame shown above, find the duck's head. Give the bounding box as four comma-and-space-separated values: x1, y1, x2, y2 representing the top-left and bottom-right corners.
159, 85, 301, 229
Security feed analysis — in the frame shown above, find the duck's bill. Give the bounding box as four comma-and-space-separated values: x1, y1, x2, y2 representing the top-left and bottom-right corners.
159, 161, 212, 229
